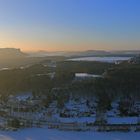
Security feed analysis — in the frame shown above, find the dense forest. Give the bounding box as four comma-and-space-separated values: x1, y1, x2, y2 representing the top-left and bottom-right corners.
0, 58, 140, 111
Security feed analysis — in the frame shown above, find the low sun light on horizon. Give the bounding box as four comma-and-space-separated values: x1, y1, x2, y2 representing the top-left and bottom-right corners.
0, 0, 139, 52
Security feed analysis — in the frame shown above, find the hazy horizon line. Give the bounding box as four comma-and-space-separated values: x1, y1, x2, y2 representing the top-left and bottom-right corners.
0, 47, 140, 53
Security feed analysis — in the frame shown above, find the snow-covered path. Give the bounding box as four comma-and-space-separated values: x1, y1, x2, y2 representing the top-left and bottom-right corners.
0, 128, 140, 140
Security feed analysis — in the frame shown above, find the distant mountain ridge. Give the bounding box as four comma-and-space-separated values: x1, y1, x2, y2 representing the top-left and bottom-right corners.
0, 48, 139, 58
28, 50, 140, 57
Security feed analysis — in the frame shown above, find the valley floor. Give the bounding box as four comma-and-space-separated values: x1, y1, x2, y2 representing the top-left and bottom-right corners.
0, 128, 140, 140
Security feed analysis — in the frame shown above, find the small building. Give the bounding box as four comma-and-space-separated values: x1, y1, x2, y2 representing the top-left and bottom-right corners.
47, 122, 60, 129
95, 110, 107, 125
59, 122, 87, 131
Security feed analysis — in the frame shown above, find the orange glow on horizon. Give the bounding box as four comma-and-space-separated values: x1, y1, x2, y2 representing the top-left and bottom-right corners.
0, 37, 139, 52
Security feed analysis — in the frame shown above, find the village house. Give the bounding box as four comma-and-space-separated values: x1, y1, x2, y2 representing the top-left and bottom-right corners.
59, 122, 87, 131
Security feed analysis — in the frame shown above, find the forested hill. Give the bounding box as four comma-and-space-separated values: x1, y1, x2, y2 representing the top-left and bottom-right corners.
0, 48, 28, 68
0, 53, 139, 102
97, 63, 140, 99
0, 48, 26, 58
0, 48, 66, 69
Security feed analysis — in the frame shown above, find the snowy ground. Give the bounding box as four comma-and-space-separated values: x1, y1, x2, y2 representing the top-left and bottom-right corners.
0, 128, 140, 140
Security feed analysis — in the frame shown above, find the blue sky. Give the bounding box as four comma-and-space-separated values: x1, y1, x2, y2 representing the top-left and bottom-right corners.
0, 0, 139, 51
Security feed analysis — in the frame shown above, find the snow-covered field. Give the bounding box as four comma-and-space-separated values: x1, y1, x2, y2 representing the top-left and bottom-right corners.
0, 128, 140, 140
69, 57, 131, 63
75, 73, 102, 78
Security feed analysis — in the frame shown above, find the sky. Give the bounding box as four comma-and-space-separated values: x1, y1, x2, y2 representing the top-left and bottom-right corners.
0, 0, 140, 52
